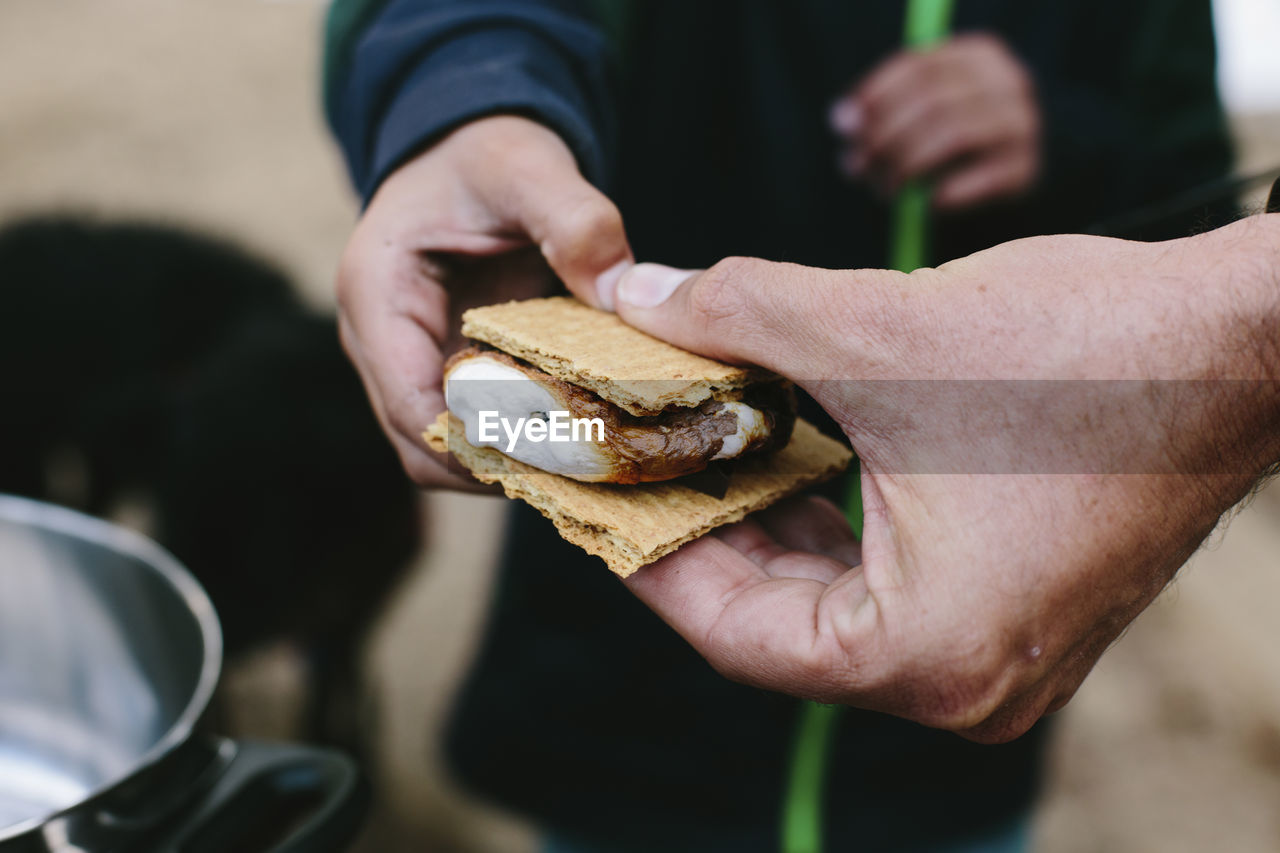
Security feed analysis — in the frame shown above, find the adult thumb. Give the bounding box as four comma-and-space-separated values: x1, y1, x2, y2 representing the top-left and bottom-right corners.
505, 159, 634, 309
614, 256, 897, 381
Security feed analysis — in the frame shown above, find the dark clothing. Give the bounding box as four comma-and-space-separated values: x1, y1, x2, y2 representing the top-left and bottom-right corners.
325, 1, 1231, 849
326, 0, 1231, 253
326, 0, 616, 198
444, 505, 1049, 853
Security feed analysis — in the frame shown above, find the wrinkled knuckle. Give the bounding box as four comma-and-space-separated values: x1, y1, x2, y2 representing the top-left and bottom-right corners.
542, 195, 622, 275
586, 195, 626, 237
706, 650, 835, 703
335, 244, 363, 311
336, 232, 395, 318
921, 676, 1005, 732
905, 644, 1009, 731
794, 654, 859, 703
973, 692, 1054, 744
689, 256, 760, 328
706, 655, 749, 688
563, 195, 624, 245
700, 643, 759, 690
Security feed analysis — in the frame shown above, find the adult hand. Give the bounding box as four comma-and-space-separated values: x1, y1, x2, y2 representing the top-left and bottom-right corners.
830, 34, 1041, 209
336, 116, 632, 488
607, 216, 1280, 742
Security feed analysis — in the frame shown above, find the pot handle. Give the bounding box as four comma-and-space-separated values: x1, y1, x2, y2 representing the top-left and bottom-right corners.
150, 738, 368, 853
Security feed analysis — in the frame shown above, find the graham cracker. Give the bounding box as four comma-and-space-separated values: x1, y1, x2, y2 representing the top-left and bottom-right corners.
423, 413, 852, 577
460, 297, 773, 416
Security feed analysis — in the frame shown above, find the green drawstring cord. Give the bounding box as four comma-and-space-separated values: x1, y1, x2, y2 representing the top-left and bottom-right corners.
890, 0, 958, 275
780, 702, 843, 853
781, 2, 954, 851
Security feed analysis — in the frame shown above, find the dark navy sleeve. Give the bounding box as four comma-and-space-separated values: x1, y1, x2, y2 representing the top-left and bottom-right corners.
325, 0, 614, 202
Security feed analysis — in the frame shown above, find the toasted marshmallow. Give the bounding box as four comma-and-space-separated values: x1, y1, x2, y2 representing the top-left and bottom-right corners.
712, 402, 770, 460
443, 348, 793, 484
445, 355, 615, 480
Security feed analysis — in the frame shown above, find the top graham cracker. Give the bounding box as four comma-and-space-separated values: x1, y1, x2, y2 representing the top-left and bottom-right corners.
460, 297, 773, 416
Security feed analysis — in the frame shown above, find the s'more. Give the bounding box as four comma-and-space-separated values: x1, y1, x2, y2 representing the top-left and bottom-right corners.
423, 296, 852, 577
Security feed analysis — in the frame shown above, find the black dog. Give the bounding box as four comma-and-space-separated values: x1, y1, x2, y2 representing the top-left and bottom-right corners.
0, 216, 420, 752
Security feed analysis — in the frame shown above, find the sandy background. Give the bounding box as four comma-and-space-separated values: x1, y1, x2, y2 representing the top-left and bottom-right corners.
2, 2, 1278, 851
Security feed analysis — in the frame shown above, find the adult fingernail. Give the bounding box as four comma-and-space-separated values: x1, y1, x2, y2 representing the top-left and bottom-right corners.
828, 99, 862, 136
616, 263, 693, 308
595, 259, 632, 311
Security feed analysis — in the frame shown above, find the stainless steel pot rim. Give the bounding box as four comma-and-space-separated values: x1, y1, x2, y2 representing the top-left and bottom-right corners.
0, 494, 224, 843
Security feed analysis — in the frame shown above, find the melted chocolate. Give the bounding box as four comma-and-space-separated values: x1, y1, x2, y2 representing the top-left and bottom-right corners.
445, 345, 796, 483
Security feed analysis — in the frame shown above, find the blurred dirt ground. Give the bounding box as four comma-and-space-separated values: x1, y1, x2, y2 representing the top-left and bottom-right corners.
2, 2, 1278, 851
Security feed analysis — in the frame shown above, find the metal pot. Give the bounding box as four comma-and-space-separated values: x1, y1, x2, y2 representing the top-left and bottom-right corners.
0, 495, 367, 852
